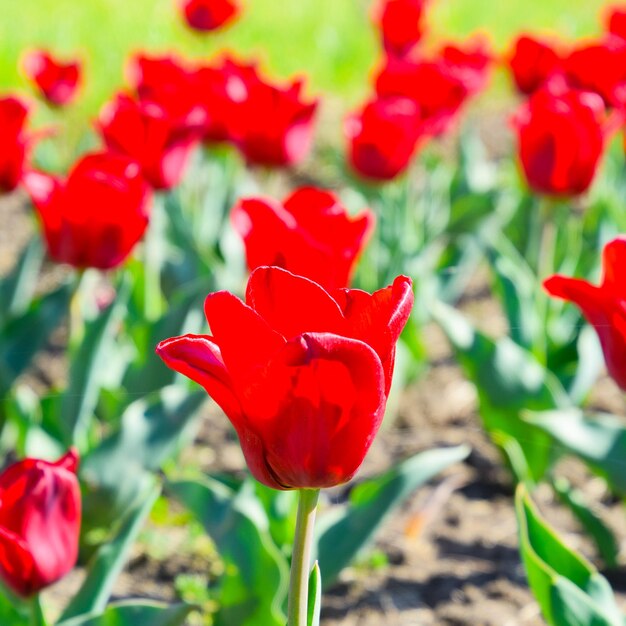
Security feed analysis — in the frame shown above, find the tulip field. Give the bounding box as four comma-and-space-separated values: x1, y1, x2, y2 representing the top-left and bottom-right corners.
3, 0, 626, 625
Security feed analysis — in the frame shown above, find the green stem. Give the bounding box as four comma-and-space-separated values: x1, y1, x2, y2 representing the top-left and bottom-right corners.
29, 595, 46, 626
287, 489, 320, 626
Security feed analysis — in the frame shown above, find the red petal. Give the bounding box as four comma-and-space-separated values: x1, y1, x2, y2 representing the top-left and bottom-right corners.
245, 266, 346, 338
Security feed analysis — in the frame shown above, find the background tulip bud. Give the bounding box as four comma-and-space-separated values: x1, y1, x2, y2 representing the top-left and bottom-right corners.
0, 450, 81, 597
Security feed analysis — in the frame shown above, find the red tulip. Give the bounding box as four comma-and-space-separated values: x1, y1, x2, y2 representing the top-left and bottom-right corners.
233, 76, 318, 167
607, 6, 626, 41
180, 0, 239, 32
440, 38, 492, 96
98, 93, 201, 190
0, 96, 31, 193
128, 54, 206, 128
22, 50, 80, 107
372, 0, 426, 58
24, 151, 152, 270
194, 56, 261, 143
0, 450, 81, 597
375, 54, 473, 136
232, 188, 375, 289
345, 96, 423, 181
507, 35, 564, 95
544, 237, 626, 390
156, 267, 413, 489
564, 38, 626, 108
512, 87, 608, 196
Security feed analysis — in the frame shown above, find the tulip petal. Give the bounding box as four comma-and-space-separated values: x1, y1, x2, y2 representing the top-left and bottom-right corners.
156, 334, 241, 421
0, 527, 36, 597
245, 266, 346, 338
601, 236, 626, 290
240, 332, 386, 489
204, 291, 285, 376
335, 275, 414, 391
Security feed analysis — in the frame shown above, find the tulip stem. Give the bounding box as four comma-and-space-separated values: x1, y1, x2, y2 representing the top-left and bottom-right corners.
29, 596, 47, 626
288, 488, 320, 626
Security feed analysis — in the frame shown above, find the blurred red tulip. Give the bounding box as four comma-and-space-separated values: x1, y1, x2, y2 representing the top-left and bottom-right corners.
372, 0, 426, 58
564, 38, 626, 108
512, 87, 607, 196
98, 93, 201, 190
0, 96, 31, 193
0, 449, 81, 597
24, 151, 152, 270
606, 6, 626, 40
232, 187, 375, 289
440, 38, 492, 95
156, 267, 413, 489
180, 0, 239, 32
545, 237, 626, 390
128, 54, 206, 128
507, 35, 564, 95
346, 96, 422, 181
22, 50, 80, 107
375, 47, 485, 136
233, 76, 318, 167
194, 55, 261, 143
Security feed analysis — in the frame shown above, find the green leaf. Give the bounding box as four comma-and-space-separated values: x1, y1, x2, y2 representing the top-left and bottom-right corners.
60, 479, 161, 622
553, 477, 619, 569
307, 561, 321, 626
57, 601, 194, 626
316, 445, 469, 587
168, 476, 289, 626
529, 409, 626, 497
61, 279, 130, 449
515, 485, 623, 626
432, 301, 568, 483
0, 237, 43, 321
0, 282, 72, 396
80, 387, 205, 528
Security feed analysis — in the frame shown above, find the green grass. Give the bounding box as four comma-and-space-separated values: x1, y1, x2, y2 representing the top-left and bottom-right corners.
0, 0, 615, 143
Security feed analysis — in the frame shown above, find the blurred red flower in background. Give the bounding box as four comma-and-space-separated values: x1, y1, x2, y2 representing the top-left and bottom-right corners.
507, 35, 564, 95
98, 93, 202, 190
375, 41, 491, 136
129, 54, 207, 129
22, 50, 81, 107
24, 151, 152, 270
564, 38, 626, 108
373, 0, 427, 58
346, 96, 422, 181
0, 449, 81, 597
232, 76, 318, 167
607, 5, 626, 40
0, 96, 32, 193
512, 87, 608, 196
180, 0, 240, 32
194, 55, 261, 143
232, 187, 375, 289
157, 267, 413, 489
545, 237, 626, 390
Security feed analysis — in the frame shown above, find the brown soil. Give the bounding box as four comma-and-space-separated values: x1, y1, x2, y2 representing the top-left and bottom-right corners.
4, 191, 626, 626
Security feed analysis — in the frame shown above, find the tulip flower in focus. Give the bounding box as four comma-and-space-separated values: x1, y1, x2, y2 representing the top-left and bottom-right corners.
507, 35, 564, 95
157, 266, 413, 489
0, 96, 31, 193
512, 87, 607, 196
346, 96, 422, 181
194, 56, 261, 143
98, 93, 202, 190
24, 151, 152, 270
232, 187, 375, 289
22, 50, 81, 107
180, 0, 239, 32
232, 76, 318, 167
0, 449, 81, 597
129, 54, 206, 128
544, 237, 626, 390
373, 0, 426, 58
